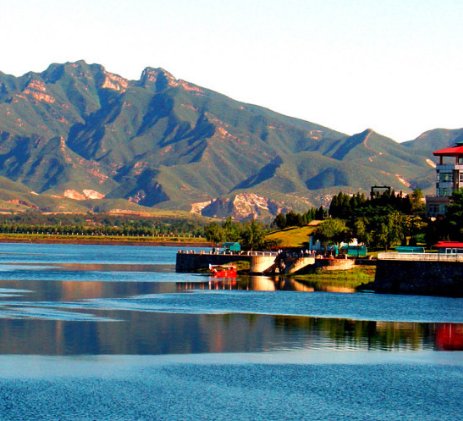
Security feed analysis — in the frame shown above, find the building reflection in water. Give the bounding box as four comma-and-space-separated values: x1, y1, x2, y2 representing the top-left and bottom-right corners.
0, 311, 455, 355
0, 275, 459, 356
176, 276, 355, 293
435, 323, 463, 350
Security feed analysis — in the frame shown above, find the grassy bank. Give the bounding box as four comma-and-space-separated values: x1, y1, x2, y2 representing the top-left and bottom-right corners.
292, 266, 376, 289
265, 226, 317, 248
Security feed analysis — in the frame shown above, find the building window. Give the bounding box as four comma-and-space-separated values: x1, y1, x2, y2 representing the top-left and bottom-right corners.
441, 172, 453, 182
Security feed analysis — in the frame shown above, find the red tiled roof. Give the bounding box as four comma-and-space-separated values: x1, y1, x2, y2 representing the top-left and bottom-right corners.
434, 241, 463, 248
433, 146, 463, 156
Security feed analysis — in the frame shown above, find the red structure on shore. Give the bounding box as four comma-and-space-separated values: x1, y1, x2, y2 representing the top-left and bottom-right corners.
426, 142, 463, 217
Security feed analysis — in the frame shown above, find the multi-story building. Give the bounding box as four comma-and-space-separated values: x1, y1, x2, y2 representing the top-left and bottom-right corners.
426, 141, 463, 217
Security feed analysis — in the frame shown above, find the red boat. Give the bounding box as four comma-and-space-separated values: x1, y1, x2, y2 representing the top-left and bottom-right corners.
209, 264, 237, 277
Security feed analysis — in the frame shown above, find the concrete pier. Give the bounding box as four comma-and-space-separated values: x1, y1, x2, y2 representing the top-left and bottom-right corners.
176, 251, 250, 272
176, 250, 317, 274
249, 254, 279, 274
284, 257, 316, 274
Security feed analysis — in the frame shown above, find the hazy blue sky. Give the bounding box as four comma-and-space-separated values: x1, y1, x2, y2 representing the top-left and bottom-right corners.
1, 0, 461, 141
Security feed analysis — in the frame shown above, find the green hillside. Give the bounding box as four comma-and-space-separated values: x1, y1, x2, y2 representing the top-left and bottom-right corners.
0, 61, 458, 219
402, 128, 463, 153
266, 226, 317, 248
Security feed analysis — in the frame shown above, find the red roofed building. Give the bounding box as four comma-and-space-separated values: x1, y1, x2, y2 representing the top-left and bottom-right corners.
434, 241, 463, 254
426, 142, 463, 217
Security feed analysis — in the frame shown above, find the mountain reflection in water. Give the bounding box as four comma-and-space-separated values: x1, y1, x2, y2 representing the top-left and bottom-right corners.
0, 277, 456, 355
0, 244, 461, 357
0, 291, 455, 355
0, 244, 461, 421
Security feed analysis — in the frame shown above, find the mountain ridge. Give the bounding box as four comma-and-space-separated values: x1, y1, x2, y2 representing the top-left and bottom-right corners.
0, 60, 459, 219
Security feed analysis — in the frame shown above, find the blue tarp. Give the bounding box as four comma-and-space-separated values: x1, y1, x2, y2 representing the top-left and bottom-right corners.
341, 245, 368, 257
395, 246, 425, 253
223, 242, 241, 252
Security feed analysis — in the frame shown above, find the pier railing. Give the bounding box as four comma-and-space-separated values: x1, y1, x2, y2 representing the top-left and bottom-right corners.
177, 250, 278, 257
378, 252, 463, 262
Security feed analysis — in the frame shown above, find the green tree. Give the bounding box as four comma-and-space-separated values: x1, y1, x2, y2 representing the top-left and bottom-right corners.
316, 218, 347, 244
286, 211, 302, 227
446, 189, 463, 239
302, 208, 317, 224
273, 213, 287, 229
373, 213, 405, 250
410, 188, 425, 212
353, 218, 367, 243
329, 192, 351, 219
402, 214, 427, 244
329, 194, 339, 217
204, 223, 225, 243
222, 217, 241, 241
315, 206, 327, 220
241, 219, 266, 250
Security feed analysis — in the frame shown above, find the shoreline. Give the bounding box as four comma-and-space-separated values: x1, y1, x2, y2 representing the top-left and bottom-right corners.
0, 237, 210, 248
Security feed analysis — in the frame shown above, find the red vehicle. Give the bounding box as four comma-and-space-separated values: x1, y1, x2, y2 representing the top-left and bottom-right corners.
209, 264, 237, 277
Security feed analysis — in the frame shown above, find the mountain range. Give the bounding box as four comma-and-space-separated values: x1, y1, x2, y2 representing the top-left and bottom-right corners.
0, 60, 460, 220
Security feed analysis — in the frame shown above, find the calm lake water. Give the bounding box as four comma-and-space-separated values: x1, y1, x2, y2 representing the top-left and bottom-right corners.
0, 243, 461, 420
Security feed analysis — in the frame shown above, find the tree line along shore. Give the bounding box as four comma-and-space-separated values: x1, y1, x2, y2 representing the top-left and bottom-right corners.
2, 185, 461, 252
0, 233, 209, 247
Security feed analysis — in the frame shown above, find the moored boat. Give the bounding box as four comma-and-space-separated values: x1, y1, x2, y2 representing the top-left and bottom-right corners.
209, 264, 237, 277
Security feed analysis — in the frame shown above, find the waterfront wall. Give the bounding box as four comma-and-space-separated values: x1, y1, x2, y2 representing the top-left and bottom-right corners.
176, 251, 280, 274
176, 251, 360, 274
176, 252, 251, 272
374, 259, 463, 296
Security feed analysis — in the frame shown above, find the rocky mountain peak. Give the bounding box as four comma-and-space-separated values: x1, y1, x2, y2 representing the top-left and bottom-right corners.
0, 61, 454, 219
140, 67, 178, 92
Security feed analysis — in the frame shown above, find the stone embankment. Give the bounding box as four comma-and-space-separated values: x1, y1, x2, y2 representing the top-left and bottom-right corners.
373, 253, 463, 297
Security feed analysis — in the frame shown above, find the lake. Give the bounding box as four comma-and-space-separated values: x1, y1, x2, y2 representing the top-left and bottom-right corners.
0, 243, 461, 420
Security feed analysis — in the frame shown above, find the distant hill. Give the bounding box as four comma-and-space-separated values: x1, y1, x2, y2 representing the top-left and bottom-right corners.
402, 128, 463, 153
0, 61, 458, 219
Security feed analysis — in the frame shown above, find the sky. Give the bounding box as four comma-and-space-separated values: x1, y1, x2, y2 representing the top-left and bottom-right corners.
1, 0, 462, 142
